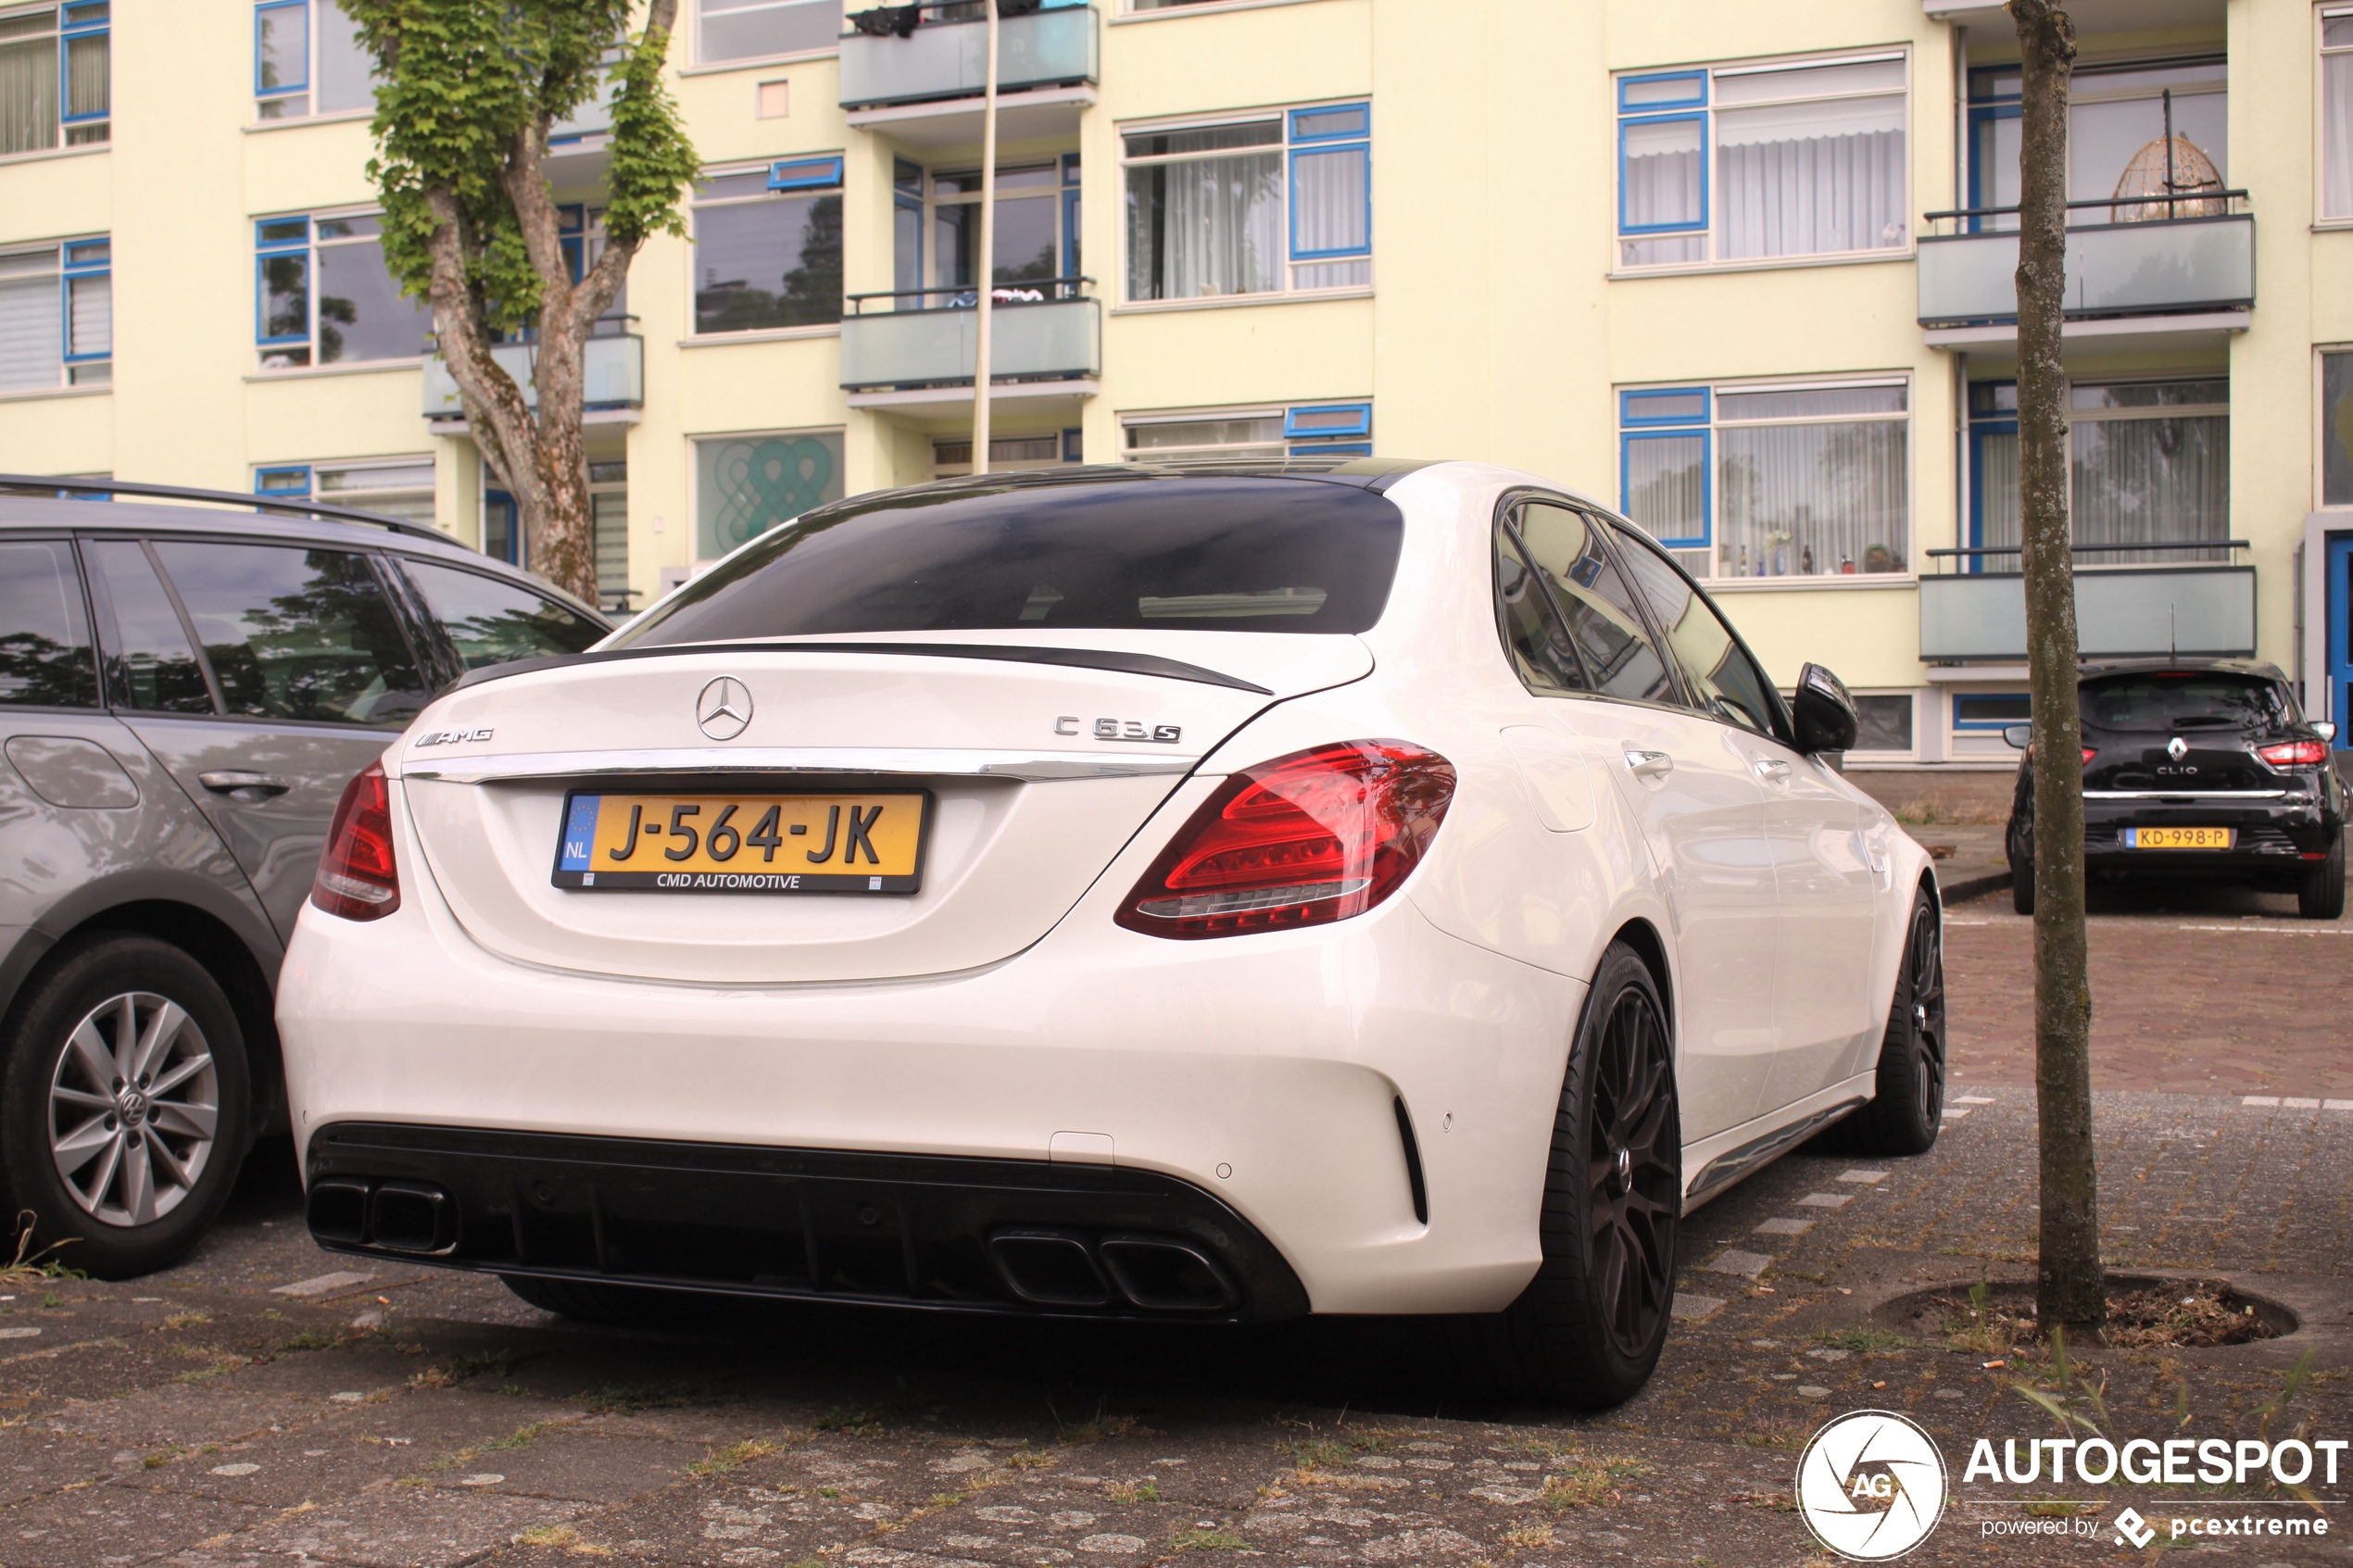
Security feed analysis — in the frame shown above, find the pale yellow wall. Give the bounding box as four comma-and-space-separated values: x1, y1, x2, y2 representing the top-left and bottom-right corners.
0, 0, 2340, 765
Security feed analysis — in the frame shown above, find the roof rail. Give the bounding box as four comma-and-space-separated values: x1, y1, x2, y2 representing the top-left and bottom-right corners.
0, 474, 452, 545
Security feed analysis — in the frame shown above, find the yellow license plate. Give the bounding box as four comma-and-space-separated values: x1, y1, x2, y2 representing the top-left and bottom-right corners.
2125, 826, 2233, 850
553, 791, 929, 893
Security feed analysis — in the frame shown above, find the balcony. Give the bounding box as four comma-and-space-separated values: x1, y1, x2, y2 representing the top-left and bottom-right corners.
422, 323, 644, 422
840, 282, 1099, 415
1917, 196, 2253, 351
839, 3, 1097, 144
1919, 543, 2256, 662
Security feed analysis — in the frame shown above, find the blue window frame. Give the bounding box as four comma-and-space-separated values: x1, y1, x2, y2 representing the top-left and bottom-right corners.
1616, 111, 1708, 236
255, 465, 311, 496
1967, 380, 2019, 571
255, 218, 311, 355
60, 239, 109, 368
1285, 403, 1371, 440
59, 1, 108, 139
1953, 692, 2031, 730
1619, 431, 1712, 550
769, 155, 844, 191
1620, 387, 1709, 427
1062, 152, 1082, 281
254, 0, 307, 101
1061, 427, 1084, 464
1617, 70, 1706, 111
1287, 103, 1370, 266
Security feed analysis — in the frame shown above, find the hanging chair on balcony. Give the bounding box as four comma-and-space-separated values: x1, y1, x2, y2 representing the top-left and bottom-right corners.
2108, 136, 2225, 222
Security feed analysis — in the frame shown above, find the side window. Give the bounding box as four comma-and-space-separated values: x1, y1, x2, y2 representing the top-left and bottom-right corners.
1493, 521, 1585, 694
150, 542, 427, 726
86, 541, 214, 714
0, 540, 98, 708
1607, 521, 1786, 741
1509, 502, 1678, 706
403, 560, 605, 671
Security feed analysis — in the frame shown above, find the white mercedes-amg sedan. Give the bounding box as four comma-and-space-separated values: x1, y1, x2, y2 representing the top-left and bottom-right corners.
277, 460, 1943, 1407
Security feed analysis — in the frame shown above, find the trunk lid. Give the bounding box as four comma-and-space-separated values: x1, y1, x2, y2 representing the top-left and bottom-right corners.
391, 633, 1369, 984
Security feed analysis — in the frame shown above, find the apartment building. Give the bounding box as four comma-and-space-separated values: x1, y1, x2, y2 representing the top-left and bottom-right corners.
3, 0, 2350, 770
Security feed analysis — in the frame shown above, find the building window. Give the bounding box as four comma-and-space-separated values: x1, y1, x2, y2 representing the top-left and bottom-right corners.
1122, 101, 1370, 302
697, 0, 835, 66
1953, 692, 2029, 731
1850, 693, 1915, 754
1121, 401, 1371, 464
896, 156, 1079, 307
255, 211, 434, 370
1618, 380, 1907, 580
256, 458, 436, 529
1969, 56, 2225, 227
1617, 53, 1905, 269
2327, 10, 2353, 220
694, 430, 843, 560
692, 159, 843, 334
2325, 351, 2353, 507
254, 0, 372, 121
0, 237, 108, 392
931, 431, 1082, 479
1971, 378, 2229, 564
0, 1, 107, 156
588, 459, 629, 609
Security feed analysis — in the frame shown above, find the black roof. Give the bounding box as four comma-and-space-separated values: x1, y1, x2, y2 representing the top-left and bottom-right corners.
2078, 657, 2289, 684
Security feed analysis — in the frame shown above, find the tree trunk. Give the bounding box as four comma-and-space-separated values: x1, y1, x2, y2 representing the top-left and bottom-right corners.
2010, 0, 2104, 1330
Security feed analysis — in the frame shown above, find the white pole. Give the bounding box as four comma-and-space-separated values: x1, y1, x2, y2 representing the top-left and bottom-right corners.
971, 0, 1000, 476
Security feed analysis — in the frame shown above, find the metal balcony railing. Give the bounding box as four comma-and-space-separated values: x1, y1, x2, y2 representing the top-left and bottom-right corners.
1919, 540, 2256, 660
1917, 194, 2254, 328
840, 280, 1099, 391
422, 318, 644, 419
839, 2, 1097, 109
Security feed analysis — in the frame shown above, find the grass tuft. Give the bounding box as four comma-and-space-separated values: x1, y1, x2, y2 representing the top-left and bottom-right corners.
689, 1437, 782, 1476
1105, 1478, 1161, 1505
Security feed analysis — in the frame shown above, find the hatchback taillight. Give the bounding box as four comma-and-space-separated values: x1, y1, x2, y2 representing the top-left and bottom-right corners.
312, 759, 400, 921
2258, 739, 2330, 767
1115, 741, 1456, 940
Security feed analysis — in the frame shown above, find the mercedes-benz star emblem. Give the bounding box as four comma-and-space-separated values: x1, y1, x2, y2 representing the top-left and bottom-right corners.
697, 676, 753, 741
2167, 735, 2188, 761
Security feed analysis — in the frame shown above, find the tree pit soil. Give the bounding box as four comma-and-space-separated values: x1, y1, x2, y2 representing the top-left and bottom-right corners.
1875, 1274, 2294, 1351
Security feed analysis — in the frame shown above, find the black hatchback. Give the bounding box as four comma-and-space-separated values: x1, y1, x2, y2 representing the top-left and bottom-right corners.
2005, 659, 2346, 919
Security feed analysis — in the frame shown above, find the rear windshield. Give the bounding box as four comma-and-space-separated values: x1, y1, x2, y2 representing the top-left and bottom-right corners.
611, 474, 1405, 647
2082, 672, 2293, 732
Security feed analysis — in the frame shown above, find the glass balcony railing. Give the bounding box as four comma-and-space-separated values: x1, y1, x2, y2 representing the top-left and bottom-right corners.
422, 321, 643, 419
1919, 543, 2256, 660
839, 3, 1097, 109
1917, 195, 2254, 328
840, 282, 1099, 391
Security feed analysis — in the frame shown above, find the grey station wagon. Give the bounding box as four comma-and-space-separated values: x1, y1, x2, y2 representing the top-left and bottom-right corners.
0, 480, 607, 1277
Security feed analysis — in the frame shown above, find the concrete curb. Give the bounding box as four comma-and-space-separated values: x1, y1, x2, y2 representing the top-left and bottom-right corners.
1939, 867, 2013, 905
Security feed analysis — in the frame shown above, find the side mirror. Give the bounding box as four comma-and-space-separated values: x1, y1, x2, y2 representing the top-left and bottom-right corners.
1792, 662, 1858, 755
2003, 723, 2033, 749
2317, 721, 2339, 744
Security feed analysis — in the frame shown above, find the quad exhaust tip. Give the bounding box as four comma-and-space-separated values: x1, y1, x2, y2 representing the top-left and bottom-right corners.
988, 1228, 1238, 1313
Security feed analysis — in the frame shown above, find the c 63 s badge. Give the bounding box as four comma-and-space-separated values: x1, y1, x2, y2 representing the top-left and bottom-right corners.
1057, 717, 1182, 744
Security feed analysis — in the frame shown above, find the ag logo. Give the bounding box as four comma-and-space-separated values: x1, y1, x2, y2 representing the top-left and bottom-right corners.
1795, 1411, 1947, 1561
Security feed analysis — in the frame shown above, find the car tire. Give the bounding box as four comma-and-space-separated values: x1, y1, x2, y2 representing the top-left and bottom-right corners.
0, 935, 250, 1279
1835, 888, 1945, 1156
2298, 837, 2347, 922
1450, 941, 1680, 1409
500, 1273, 690, 1326
2009, 857, 2033, 916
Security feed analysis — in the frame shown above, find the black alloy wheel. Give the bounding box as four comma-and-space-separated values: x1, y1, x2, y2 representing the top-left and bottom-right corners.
1454, 942, 1680, 1408
1837, 888, 1945, 1156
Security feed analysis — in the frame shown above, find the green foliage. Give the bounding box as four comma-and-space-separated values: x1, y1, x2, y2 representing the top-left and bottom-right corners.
340, 0, 697, 334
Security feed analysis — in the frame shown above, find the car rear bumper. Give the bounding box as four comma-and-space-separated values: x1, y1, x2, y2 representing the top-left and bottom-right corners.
275, 860, 1586, 1318
2076, 801, 2337, 881
304, 1122, 1311, 1323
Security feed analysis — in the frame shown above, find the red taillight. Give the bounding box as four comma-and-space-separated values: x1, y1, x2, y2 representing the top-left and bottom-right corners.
311, 759, 400, 922
2259, 739, 2330, 767
1115, 741, 1456, 941
2082, 747, 2098, 764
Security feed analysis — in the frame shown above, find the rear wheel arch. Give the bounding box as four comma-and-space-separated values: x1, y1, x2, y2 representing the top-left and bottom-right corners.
1606, 917, 1675, 1044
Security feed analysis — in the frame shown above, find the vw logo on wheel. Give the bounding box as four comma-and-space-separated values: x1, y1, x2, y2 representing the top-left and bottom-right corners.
1794, 1410, 1947, 1561
696, 676, 754, 741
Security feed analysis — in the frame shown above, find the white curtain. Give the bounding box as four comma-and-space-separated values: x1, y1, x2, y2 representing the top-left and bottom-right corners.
1976, 428, 2021, 558
0, 273, 58, 391
0, 36, 57, 157
1717, 96, 1906, 259
2071, 415, 2229, 562
1718, 420, 1908, 576
1123, 153, 1281, 300
2326, 52, 2353, 220
1621, 117, 1703, 231
1624, 433, 1706, 544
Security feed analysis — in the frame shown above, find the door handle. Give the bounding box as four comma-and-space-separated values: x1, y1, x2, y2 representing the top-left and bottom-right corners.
198, 771, 290, 797
1623, 749, 1674, 780
1753, 758, 1793, 784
